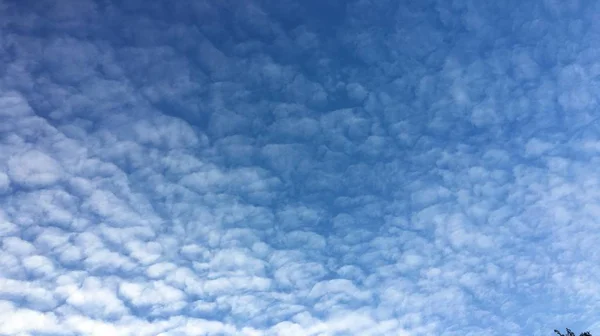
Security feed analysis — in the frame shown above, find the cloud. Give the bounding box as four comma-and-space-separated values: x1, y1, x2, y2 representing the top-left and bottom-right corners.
2, 0, 600, 335
7, 150, 63, 190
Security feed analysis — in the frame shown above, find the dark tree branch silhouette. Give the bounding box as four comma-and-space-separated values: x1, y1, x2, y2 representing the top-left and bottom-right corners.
554, 328, 592, 336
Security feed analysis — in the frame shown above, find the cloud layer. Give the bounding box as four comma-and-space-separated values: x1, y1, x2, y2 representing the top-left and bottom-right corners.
1, 0, 600, 335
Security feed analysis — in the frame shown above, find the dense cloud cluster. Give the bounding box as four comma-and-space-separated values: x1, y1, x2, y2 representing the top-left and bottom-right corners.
1, 0, 600, 335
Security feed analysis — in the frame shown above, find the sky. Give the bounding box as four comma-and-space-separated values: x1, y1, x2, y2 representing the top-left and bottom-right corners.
1, 0, 600, 335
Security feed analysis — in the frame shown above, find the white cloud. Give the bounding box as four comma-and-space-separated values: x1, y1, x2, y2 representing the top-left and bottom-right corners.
346, 83, 368, 102
7, 150, 63, 188
0, 302, 61, 335
274, 260, 327, 290
22, 255, 56, 277
0, 172, 10, 193
61, 276, 128, 318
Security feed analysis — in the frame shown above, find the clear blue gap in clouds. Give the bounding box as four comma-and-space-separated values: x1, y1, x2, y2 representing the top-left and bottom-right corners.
0, 0, 599, 335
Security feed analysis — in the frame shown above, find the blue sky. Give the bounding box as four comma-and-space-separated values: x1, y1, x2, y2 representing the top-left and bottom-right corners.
1, 0, 599, 335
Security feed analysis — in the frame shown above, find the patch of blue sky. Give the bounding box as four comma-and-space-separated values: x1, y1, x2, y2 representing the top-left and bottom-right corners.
1, 0, 599, 335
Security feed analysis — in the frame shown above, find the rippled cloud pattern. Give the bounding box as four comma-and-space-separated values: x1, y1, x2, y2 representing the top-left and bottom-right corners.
1, 0, 600, 335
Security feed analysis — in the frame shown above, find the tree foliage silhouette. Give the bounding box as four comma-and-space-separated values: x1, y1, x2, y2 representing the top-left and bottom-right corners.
554, 328, 592, 336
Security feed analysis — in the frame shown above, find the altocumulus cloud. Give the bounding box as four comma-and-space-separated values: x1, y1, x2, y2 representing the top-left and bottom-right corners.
1, 0, 600, 335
